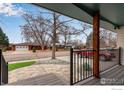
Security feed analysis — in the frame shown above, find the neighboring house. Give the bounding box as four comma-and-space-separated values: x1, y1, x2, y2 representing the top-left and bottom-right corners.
8, 43, 47, 51
86, 32, 117, 48
50, 43, 73, 50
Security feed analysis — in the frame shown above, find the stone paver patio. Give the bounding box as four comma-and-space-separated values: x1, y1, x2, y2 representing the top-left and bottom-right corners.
9, 59, 70, 85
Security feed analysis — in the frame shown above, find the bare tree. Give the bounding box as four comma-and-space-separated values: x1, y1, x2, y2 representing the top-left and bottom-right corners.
59, 25, 80, 48
79, 22, 92, 39
58, 22, 92, 49
21, 12, 73, 59
100, 29, 117, 47
21, 13, 50, 50
47, 12, 73, 59
86, 29, 117, 48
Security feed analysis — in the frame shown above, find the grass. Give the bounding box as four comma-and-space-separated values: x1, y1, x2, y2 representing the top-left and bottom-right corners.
8, 61, 35, 71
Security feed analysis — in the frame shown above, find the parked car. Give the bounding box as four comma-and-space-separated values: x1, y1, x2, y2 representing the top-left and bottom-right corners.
77, 49, 115, 61
99, 50, 112, 61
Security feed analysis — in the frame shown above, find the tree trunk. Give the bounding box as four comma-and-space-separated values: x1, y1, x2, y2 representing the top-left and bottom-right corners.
41, 46, 44, 51
52, 13, 56, 59
52, 40, 56, 59
64, 35, 67, 49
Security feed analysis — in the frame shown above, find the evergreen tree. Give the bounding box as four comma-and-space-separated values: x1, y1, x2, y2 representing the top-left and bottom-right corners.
0, 27, 9, 49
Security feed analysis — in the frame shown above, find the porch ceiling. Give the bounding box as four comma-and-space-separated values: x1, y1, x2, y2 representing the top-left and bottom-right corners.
34, 3, 124, 31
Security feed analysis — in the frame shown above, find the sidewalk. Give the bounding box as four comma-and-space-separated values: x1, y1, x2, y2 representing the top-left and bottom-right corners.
8, 56, 70, 64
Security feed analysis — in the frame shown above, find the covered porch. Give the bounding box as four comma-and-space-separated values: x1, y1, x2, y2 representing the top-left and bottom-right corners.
35, 3, 124, 85
1, 3, 124, 85
83, 65, 124, 85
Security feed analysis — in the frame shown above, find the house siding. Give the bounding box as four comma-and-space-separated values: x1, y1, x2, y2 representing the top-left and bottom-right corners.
8, 44, 48, 51
117, 26, 124, 65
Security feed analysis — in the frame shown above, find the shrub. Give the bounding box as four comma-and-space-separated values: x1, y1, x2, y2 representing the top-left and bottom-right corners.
83, 63, 92, 71
32, 47, 36, 53
2, 47, 7, 52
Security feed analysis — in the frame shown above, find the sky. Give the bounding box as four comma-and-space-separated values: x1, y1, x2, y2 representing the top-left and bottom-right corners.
0, 3, 92, 44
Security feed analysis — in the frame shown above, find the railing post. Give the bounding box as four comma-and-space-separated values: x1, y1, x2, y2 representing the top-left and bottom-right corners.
119, 47, 121, 65
70, 48, 73, 85
0, 49, 2, 85
1, 54, 8, 84
93, 11, 100, 78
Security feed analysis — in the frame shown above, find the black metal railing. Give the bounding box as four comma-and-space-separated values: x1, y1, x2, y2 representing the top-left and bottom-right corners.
70, 47, 121, 85
0, 49, 8, 85
70, 48, 94, 85
99, 48, 121, 72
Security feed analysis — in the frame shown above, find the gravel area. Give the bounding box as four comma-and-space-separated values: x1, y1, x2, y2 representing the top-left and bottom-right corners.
36, 59, 69, 65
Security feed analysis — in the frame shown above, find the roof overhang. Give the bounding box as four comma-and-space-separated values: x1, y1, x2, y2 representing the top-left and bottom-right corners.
34, 3, 124, 32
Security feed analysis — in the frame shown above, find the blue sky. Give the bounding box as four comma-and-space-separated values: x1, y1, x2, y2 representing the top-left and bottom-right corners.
0, 3, 92, 43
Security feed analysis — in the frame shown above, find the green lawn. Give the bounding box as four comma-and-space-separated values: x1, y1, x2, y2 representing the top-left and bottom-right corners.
8, 61, 35, 71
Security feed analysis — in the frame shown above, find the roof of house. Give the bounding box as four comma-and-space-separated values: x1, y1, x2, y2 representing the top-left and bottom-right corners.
10, 43, 41, 46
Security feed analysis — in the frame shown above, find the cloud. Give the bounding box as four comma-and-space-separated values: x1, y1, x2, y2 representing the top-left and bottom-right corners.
0, 3, 25, 16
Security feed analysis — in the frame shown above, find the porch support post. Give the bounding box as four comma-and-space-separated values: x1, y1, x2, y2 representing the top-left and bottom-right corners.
70, 48, 73, 85
93, 11, 100, 78
0, 49, 1, 85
